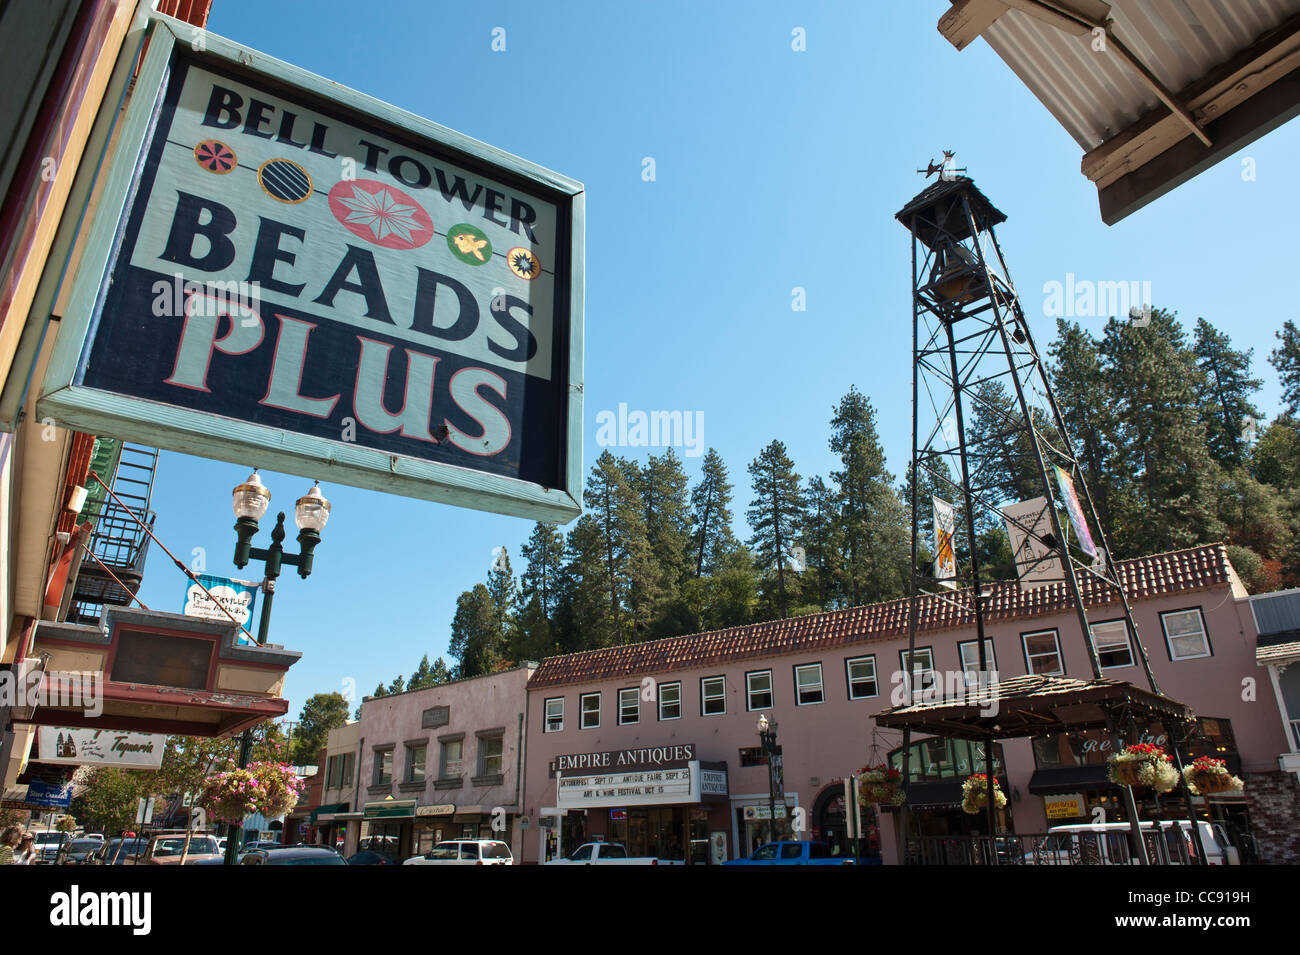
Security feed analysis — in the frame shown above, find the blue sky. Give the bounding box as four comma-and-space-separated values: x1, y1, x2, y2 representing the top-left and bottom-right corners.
132, 0, 1300, 721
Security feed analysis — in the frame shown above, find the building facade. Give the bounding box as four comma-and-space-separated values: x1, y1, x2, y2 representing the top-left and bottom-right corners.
522, 544, 1298, 864
350, 666, 533, 861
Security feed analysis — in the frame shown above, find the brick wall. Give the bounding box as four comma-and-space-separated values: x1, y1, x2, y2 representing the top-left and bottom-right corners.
1242, 771, 1300, 864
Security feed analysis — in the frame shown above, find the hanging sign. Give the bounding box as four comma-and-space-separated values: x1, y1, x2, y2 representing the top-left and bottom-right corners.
183, 574, 258, 627
1001, 496, 1064, 590
38, 14, 584, 523
38, 727, 165, 769
932, 495, 957, 589
1053, 466, 1098, 559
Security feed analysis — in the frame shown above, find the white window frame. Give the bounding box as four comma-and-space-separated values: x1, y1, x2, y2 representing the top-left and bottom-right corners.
544, 697, 564, 733
618, 687, 640, 725
658, 682, 681, 721
1022, 629, 1064, 676
746, 670, 773, 711
1160, 608, 1211, 661
701, 676, 726, 716
899, 647, 936, 693
580, 693, 601, 729
958, 639, 998, 685
794, 663, 824, 705
1089, 619, 1135, 670
845, 656, 878, 700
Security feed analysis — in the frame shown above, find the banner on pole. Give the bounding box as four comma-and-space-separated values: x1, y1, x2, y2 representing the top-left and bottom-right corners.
1001, 496, 1064, 591
1053, 466, 1098, 559
932, 496, 957, 589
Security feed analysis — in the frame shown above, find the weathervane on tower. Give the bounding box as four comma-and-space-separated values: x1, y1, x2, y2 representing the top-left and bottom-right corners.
917, 149, 966, 181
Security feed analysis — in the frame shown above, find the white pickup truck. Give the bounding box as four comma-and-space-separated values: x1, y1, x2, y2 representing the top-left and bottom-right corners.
545, 842, 684, 865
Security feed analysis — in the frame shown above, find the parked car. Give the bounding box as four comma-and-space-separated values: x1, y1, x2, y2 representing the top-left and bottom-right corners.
56, 836, 105, 865
1035, 821, 1230, 865
544, 842, 683, 866
93, 836, 148, 865
31, 831, 68, 864
240, 846, 347, 866
724, 841, 857, 866
405, 840, 514, 865
240, 840, 284, 852
346, 850, 397, 865
136, 832, 225, 865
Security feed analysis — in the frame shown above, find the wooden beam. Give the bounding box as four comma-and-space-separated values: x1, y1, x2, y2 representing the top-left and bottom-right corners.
939, 0, 1008, 52
1098, 63, 1300, 224
1083, 12, 1300, 187
1001, 0, 1110, 36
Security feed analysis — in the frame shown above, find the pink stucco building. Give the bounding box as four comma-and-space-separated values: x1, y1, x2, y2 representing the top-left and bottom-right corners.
344, 665, 534, 861
521, 544, 1299, 864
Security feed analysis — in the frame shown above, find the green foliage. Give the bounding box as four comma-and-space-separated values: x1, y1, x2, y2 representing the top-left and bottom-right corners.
690, 448, 738, 577
1270, 320, 1300, 416
1194, 317, 1261, 468
290, 692, 351, 765
747, 440, 806, 619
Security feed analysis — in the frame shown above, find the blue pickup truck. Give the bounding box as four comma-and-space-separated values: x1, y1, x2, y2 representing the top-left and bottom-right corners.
724, 841, 857, 866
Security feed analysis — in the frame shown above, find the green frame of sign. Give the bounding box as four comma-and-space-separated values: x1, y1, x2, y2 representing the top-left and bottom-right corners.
37, 11, 584, 523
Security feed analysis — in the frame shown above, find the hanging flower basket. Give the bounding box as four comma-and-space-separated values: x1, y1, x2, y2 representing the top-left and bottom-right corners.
54, 814, 77, 834
198, 761, 304, 825
960, 774, 1007, 815
1108, 743, 1179, 793
1183, 757, 1244, 796
856, 765, 905, 806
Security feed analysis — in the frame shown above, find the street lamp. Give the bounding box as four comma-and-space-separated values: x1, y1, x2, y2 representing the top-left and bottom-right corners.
222, 471, 330, 865
757, 714, 782, 843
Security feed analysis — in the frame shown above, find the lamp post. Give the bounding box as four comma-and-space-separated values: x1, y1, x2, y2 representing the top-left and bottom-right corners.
757, 714, 781, 844
222, 471, 330, 865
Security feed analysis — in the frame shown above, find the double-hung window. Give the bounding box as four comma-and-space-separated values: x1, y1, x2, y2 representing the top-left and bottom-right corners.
845, 656, 877, 699
701, 677, 726, 716
1161, 609, 1211, 660
746, 670, 773, 710
1090, 620, 1134, 669
580, 693, 601, 729
618, 687, 640, 725
794, 664, 824, 705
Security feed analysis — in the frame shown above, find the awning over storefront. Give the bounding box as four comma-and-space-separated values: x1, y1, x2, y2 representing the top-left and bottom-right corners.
311, 802, 349, 823
1027, 766, 1114, 795
904, 778, 1009, 809
363, 799, 416, 820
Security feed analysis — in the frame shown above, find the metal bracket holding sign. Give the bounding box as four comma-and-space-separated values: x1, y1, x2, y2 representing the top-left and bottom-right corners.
37, 12, 584, 523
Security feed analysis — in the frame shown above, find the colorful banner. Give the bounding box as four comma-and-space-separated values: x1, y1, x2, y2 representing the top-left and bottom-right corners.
932, 496, 957, 589
183, 574, 258, 628
1054, 466, 1098, 558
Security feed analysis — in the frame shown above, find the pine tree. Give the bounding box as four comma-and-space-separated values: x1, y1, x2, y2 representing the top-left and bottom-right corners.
387, 675, 405, 694
690, 448, 738, 577
1099, 309, 1225, 553
448, 583, 503, 678
408, 655, 435, 690
829, 387, 909, 605
577, 451, 660, 644
633, 449, 693, 600
486, 546, 519, 653
747, 440, 806, 619
1270, 320, 1300, 415
557, 513, 614, 650
1049, 320, 1116, 538
1193, 317, 1262, 468
798, 475, 843, 609
520, 523, 565, 620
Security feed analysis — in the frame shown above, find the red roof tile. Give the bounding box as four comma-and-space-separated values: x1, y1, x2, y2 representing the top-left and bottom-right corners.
527, 544, 1234, 690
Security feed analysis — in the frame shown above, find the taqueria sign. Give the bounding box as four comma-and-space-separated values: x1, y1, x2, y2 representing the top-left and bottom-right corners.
39, 13, 583, 522
38, 727, 165, 769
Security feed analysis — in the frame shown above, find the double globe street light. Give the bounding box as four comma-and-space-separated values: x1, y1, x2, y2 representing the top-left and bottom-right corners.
223, 470, 331, 865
